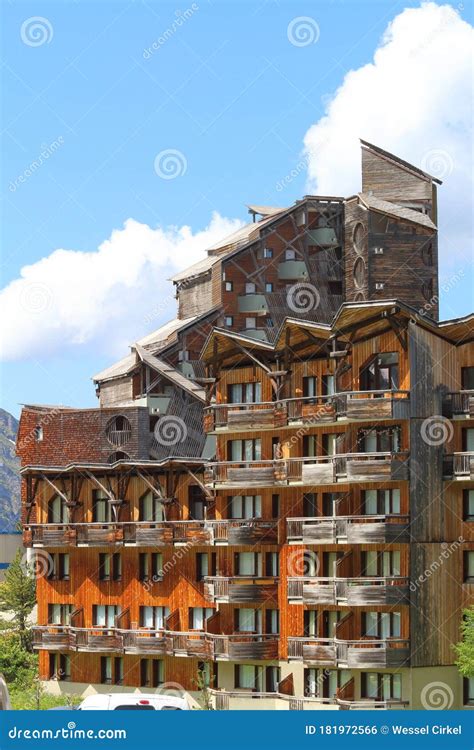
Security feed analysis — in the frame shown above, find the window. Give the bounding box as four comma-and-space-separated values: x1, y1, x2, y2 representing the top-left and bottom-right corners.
303, 493, 318, 517
463, 490, 474, 522
235, 664, 260, 690
265, 282, 273, 293
139, 492, 164, 522
265, 609, 279, 634
100, 656, 123, 685
48, 604, 72, 625
321, 374, 335, 396
303, 434, 317, 459
235, 608, 261, 633
47, 553, 70, 581
139, 606, 169, 629
305, 668, 350, 699
360, 352, 399, 391
265, 552, 279, 576
138, 552, 163, 582
49, 653, 70, 681
265, 666, 280, 692
359, 426, 401, 453
322, 433, 338, 456
48, 495, 68, 524
228, 495, 261, 519
198, 661, 212, 688
178, 349, 189, 362
464, 552, 474, 583
322, 611, 342, 637
228, 439, 261, 461
463, 677, 474, 706
99, 553, 122, 582
362, 489, 401, 515
34, 425, 43, 441
322, 493, 341, 517
322, 551, 341, 577
228, 382, 261, 404
189, 485, 206, 520
196, 552, 209, 581
235, 552, 262, 576
461, 367, 474, 391
93, 604, 121, 627
225, 281, 233, 292
304, 610, 317, 637
225, 316, 233, 327
272, 494, 280, 519
362, 551, 400, 577
303, 376, 317, 398
189, 607, 213, 630
140, 659, 164, 688
462, 428, 474, 452
263, 248, 273, 259
361, 672, 401, 701
245, 282, 256, 294
92, 489, 111, 523
362, 612, 401, 638
285, 249, 296, 260
245, 317, 257, 329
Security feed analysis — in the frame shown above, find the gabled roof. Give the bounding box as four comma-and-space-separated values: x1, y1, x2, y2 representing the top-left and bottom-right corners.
246, 204, 285, 217
136, 316, 197, 350
360, 139, 443, 185
134, 344, 206, 402
358, 193, 437, 230
92, 353, 138, 383
169, 255, 220, 284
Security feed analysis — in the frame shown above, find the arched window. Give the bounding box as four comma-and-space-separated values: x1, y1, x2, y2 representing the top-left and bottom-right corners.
108, 451, 130, 464
105, 416, 132, 447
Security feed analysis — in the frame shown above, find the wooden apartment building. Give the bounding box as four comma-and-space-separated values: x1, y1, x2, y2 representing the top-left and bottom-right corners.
17, 141, 474, 709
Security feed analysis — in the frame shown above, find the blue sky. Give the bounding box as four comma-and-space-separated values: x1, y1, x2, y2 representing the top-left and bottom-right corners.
1, 0, 473, 417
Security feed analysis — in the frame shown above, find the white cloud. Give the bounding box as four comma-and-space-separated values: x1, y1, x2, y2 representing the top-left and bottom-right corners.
0, 213, 242, 362
304, 2, 473, 273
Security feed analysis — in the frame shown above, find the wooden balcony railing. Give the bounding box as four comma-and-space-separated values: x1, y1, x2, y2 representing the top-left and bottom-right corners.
286, 515, 410, 544
443, 390, 474, 418
204, 390, 410, 431
203, 576, 279, 604
204, 452, 409, 488
287, 637, 410, 668
32, 627, 278, 660
443, 453, 474, 479
287, 576, 410, 606
24, 518, 279, 548
209, 689, 337, 710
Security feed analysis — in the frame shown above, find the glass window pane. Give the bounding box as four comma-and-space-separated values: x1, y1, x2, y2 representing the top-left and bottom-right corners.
364, 490, 377, 514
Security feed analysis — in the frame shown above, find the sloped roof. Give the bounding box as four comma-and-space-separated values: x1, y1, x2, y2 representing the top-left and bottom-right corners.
169, 255, 220, 283
134, 344, 206, 402
136, 316, 197, 350
246, 204, 285, 217
360, 139, 443, 185
358, 193, 437, 230
92, 353, 138, 383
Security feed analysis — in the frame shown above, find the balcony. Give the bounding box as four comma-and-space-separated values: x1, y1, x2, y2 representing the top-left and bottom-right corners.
204, 453, 409, 488
237, 294, 269, 315
287, 577, 410, 606
306, 227, 339, 247
74, 628, 123, 652
122, 630, 173, 655
205, 390, 409, 432
277, 260, 309, 280
443, 453, 474, 480
443, 391, 474, 419
288, 638, 410, 668
24, 519, 278, 549
287, 515, 410, 544
210, 690, 336, 710
203, 576, 279, 604
32, 626, 75, 651
213, 634, 279, 660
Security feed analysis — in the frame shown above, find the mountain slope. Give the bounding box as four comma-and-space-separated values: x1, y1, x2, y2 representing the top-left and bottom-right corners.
0, 409, 21, 532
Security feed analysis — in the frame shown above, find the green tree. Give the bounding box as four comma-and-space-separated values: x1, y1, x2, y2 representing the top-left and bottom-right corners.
453, 606, 474, 677
0, 632, 37, 687
0, 550, 36, 649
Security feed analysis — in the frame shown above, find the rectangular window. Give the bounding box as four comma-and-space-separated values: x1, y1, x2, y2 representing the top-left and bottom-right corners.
189, 485, 205, 520
464, 552, 474, 583
245, 282, 256, 294
304, 610, 317, 637
139, 492, 164, 522
245, 317, 257, 330
303, 376, 317, 398
48, 604, 72, 625
189, 607, 213, 630
265, 282, 273, 293
196, 552, 209, 581
265, 609, 279, 634
228, 383, 261, 404
93, 604, 120, 627
321, 374, 335, 396
235, 608, 260, 633
322, 433, 338, 456
235, 552, 262, 576
362, 489, 401, 515
463, 490, 474, 521
225, 316, 233, 327
263, 248, 273, 259
234, 664, 261, 690
229, 495, 262, 519
228, 439, 261, 461
92, 489, 111, 523
361, 673, 401, 701
140, 659, 164, 687
225, 281, 233, 292
463, 428, 474, 452
49, 653, 70, 681
285, 249, 296, 260
461, 367, 474, 391
48, 553, 70, 581
138, 553, 163, 582
362, 612, 401, 638
265, 666, 280, 692
464, 677, 474, 705
139, 606, 169, 629
265, 552, 279, 576
100, 656, 112, 685
98, 553, 121, 582
362, 551, 400, 577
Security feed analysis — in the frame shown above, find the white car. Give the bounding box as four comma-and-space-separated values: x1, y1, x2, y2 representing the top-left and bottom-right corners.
78, 693, 189, 711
